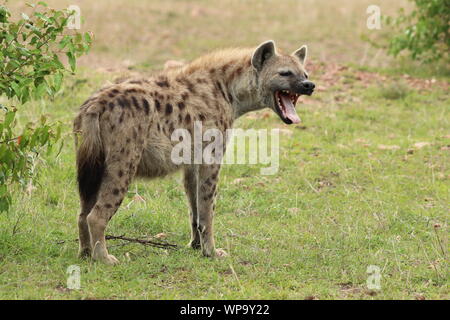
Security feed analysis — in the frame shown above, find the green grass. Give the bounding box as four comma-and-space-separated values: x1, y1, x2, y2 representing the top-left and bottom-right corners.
0, 63, 448, 299
1, 0, 449, 300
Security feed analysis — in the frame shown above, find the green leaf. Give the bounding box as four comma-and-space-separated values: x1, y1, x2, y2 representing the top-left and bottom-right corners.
53, 72, 62, 92
67, 51, 76, 72
3, 111, 15, 127
84, 32, 92, 44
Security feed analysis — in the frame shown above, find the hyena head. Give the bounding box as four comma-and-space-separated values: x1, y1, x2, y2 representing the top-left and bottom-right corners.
251, 40, 314, 124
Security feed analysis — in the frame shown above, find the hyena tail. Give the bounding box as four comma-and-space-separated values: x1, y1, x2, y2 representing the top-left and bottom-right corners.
74, 111, 105, 206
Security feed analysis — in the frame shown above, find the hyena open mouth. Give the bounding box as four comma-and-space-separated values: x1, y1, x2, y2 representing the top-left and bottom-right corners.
274, 90, 300, 124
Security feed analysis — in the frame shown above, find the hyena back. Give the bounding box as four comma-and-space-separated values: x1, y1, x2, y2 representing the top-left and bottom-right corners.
74, 40, 314, 264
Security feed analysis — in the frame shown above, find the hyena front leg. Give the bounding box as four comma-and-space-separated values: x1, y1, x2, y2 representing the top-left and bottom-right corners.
184, 165, 201, 249
197, 164, 227, 257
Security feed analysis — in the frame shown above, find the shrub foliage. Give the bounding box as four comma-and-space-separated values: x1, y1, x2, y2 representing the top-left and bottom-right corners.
0, 2, 91, 211
386, 0, 449, 62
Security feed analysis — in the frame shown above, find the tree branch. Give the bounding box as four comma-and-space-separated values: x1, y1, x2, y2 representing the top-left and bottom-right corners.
56, 234, 178, 250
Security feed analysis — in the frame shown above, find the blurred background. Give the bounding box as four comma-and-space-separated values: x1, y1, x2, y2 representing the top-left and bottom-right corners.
7, 0, 412, 70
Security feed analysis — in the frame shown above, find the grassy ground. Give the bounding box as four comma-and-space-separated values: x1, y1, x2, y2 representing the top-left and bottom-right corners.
0, 0, 449, 299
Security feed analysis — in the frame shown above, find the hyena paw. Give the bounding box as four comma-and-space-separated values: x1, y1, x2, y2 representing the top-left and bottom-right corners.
94, 253, 120, 265
102, 254, 120, 265
187, 239, 201, 249
202, 247, 228, 258
78, 247, 92, 259
92, 241, 120, 265
215, 248, 229, 258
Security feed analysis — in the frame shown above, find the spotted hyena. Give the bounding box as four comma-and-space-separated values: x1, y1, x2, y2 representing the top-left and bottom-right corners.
74, 40, 315, 264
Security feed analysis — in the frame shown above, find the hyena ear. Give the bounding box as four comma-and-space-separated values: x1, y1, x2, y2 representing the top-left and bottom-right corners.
251, 40, 276, 71
292, 45, 308, 65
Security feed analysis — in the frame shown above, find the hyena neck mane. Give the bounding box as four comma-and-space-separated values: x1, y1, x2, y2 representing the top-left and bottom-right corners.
170, 48, 261, 120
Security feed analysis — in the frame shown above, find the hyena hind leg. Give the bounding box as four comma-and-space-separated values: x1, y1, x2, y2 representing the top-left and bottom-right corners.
77, 151, 105, 259
78, 197, 96, 258
86, 159, 137, 265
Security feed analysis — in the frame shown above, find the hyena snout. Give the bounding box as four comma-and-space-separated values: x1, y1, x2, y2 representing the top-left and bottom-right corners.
298, 80, 315, 96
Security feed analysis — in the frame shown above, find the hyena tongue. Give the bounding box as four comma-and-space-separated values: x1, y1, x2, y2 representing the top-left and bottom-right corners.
280, 94, 300, 124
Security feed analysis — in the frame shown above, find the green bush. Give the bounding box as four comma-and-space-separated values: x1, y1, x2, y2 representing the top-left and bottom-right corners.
386, 0, 450, 63
0, 2, 92, 211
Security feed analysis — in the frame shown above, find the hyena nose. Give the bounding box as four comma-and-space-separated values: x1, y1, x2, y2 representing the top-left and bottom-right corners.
300, 80, 315, 91
299, 80, 315, 95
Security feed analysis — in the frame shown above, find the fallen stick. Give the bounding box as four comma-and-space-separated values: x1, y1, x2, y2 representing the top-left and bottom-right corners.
56, 234, 177, 249
105, 234, 177, 249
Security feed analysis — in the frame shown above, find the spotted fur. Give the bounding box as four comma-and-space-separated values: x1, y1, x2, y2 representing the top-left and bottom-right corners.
74, 40, 312, 264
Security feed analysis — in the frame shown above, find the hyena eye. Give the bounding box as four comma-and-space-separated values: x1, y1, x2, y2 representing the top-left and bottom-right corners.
304, 73, 309, 79
279, 71, 293, 77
